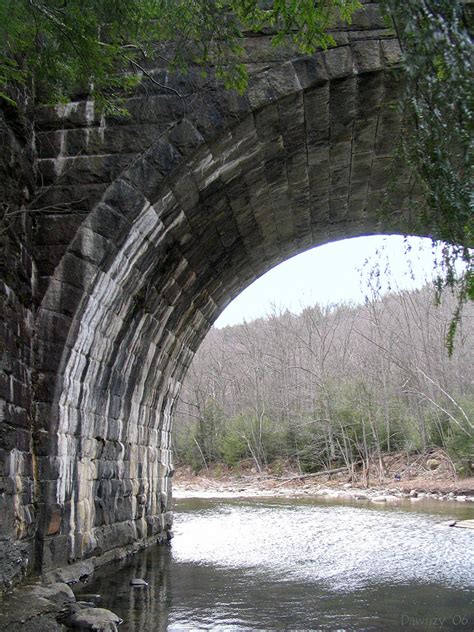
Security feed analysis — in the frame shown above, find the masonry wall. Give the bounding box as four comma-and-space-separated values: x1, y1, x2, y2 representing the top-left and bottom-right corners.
0, 105, 37, 588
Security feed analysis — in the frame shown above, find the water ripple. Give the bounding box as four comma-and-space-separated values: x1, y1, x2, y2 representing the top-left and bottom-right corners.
172, 501, 474, 591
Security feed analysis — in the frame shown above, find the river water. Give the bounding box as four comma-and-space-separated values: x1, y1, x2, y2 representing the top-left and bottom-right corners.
76, 496, 474, 631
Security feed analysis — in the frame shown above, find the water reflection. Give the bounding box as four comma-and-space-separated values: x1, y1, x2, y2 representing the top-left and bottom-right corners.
76, 497, 474, 631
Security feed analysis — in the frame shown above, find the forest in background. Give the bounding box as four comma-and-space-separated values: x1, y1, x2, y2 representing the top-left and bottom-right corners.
174, 283, 473, 481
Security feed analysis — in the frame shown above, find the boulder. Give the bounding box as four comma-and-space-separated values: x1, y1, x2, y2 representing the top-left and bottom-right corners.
130, 578, 148, 587
68, 607, 123, 631
32, 582, 75, 605
79, 594, 102, 605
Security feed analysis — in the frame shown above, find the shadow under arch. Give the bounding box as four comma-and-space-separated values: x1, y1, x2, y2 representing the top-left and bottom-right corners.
34, 49, 428, 573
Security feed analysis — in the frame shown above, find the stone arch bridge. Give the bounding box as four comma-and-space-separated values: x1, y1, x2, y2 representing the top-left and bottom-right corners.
1, 1, 415, 585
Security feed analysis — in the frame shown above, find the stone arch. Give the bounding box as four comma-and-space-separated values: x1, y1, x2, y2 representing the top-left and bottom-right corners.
34, 36, 417, 571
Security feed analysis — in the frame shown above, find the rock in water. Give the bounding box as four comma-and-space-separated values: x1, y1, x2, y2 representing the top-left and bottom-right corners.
32, 581, 76, 605
79, 594, 102, 605
68, 607, 123, 631
130, 578, 148, 587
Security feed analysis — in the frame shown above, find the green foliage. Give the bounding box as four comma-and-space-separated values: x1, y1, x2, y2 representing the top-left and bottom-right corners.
0, 0, 360, 108
219, 416, 250, 467
382, 0, 473, 353
219, 413, 287, 468
173, 423, 203, 473
173, 399, 225, 471
439, 399, 474, 474
235, 0, 360, 54
196, 399, 225, 464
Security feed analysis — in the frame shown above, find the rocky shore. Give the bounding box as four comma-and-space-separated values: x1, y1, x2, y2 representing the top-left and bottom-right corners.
173, 478, 474, 504
0, 579, 121, 631
172, 454, 474, 505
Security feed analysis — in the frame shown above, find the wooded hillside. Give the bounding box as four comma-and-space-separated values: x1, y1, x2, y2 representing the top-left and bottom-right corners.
174, 284, 473, 478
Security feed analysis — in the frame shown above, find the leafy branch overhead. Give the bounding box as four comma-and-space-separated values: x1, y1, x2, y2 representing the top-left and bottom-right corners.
382, 0, 473, 353
0, 0, 360, 109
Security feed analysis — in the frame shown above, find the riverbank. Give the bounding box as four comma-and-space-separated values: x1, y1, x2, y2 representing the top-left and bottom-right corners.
173, 451, 474, 504
1, 450, 471, 630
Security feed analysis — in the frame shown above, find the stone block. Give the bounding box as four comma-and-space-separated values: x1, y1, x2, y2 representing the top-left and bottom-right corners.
350, 3, 386, 30
370, 156, 394, 190
330, 165, 351, 190
36, 153, 136, 188
146, 136, 183, 178
190, 95, 228, 140
57, 255, 100, 299
168, 119, 205, 156
31, 183, 107, 212
35, 100, 100, 131
330, 142, 352, 167
69, 225, 114, 267
330, 77, 357, 135
351, 152, 374, 182
0, 424, 31, 453
40, 279, 84, 320
123, 154, 164, 202
66, 124, 161, 157
35, 130, 63, 159
350, 180, 369, 202
352, 40, 382, 74
247, 63, 300, 110
101, 178, 149, 223
353, 117, 378, 153
324, 47, 354, 80
43, 504, 63, 536
117, 94, 185, 127
41, 533, 71, 570
381, 40, 402, 66
375, 110, 401, 156
292, 54, 328, 90
83, 202, 130, 242
34, 213, 84, 246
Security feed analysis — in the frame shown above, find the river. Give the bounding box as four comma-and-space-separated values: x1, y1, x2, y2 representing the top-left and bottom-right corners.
76, 496, 474, 631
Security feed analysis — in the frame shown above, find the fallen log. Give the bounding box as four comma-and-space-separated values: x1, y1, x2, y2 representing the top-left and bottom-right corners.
239, 463, 361, 482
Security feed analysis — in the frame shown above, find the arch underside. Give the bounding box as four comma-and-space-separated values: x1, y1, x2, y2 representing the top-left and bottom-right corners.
35, 45, 419, 570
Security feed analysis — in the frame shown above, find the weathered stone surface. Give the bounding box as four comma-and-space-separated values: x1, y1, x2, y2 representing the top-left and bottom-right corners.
32, 581, 76, 604
0, 105, 37, 590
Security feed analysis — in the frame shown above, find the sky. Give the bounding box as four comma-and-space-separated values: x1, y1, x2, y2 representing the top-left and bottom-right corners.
214, 235, 444, 328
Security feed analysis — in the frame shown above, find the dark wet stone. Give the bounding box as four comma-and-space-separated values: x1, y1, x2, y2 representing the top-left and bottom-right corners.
130, 578, 148, 587
67, 607, 123, 631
